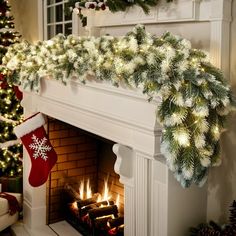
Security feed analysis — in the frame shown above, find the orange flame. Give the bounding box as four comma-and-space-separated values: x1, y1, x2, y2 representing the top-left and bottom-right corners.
115, 194, 120, 209
86, 179, 92, 199
102, 179, 112, 201
72, 201, 78, 210
79, 179, 84, 200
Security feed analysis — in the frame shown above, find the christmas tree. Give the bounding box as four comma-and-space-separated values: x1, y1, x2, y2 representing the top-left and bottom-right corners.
0, 0, 23, 177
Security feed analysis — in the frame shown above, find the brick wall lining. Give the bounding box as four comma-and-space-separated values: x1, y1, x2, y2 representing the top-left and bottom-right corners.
47, 119, 124, 224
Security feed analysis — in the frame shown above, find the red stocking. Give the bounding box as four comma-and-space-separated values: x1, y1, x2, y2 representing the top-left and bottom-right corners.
14, 113, 57, 187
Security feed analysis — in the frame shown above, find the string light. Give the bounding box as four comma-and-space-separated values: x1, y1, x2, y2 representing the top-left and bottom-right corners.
173, 129, 190, 147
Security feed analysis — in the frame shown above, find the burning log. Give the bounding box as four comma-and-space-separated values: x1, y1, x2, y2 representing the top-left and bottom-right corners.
88, 205, 118, 220
64, 183, 80, 202
77, 193, 100, 208
80, 200, 114, 217
117, 225, 124, 234
108, 225, 124, 236
68, 203, 79, 217
108, 216, 124, 229
94, 215, 112, 230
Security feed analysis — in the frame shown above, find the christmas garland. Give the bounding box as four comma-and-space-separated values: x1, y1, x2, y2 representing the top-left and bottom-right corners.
1, 25, 235, 187
66, 0, 172, 26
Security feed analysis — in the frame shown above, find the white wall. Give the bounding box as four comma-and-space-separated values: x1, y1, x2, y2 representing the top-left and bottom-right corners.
9, 0, 39, 42
102, 22, 210, 51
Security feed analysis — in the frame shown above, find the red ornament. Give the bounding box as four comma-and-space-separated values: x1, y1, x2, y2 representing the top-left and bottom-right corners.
0, 81, 8, 89
0, 73, 5, 81
0, 73, 8, 89
13, 86, 23, 101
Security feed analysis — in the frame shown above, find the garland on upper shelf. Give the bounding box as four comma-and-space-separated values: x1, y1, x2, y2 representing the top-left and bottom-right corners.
1, 25, 235, 188
65, 0, 173, 26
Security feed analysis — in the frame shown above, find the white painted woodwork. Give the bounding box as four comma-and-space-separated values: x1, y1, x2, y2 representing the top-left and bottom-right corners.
19, 77, 207, 236
113, 144, 135, 236
15, 0, 233, 235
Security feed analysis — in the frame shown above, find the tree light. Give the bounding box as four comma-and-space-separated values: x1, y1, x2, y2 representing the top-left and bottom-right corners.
177, 133, 190, 146
173, 129, 190, 147
46, 40, 54, 46
212, 125, 220, 140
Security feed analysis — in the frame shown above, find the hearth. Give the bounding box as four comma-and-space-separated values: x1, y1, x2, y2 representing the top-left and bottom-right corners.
46, 118, 124, 235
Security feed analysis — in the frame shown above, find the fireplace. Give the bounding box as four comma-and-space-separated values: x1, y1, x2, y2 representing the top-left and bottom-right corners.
46, 118, 124, 235
11, 77, 207, 236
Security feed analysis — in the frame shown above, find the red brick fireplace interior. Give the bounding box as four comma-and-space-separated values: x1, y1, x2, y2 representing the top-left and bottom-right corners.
46, 118, 124, 225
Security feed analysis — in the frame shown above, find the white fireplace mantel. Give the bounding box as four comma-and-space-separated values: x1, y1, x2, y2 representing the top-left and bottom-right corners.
17, 77, 207, 236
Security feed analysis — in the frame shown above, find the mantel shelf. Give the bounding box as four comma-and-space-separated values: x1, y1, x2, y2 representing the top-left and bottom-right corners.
22, 77, 162, 156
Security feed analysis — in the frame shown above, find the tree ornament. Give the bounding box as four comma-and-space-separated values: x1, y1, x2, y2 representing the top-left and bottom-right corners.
66, 0, 171, 26
14, 113, 57, 187
13, 85, 23, 101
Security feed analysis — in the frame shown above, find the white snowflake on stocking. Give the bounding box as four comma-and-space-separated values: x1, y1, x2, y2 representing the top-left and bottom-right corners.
29, 134, 52, 161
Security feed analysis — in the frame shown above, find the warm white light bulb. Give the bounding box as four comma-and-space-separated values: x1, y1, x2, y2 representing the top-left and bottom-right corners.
177, 133, 189, 146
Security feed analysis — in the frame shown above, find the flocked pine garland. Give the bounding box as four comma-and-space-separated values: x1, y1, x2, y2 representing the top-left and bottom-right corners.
66, 0, 172, 26
1, 25, 235, 187
67, 0, 172, 13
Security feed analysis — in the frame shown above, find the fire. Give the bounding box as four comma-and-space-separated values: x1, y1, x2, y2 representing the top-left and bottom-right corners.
79, 178, 115, 205
86, 179, 92, 199
79, 179, 93, 200
79, 179, 85, 200
102, 179, 112, 201
72, 201, 78, 210
115, 194, 120, 210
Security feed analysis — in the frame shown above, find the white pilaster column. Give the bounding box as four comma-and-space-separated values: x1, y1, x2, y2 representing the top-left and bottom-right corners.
113, 144, 154, 236
72, 8, 81, 36
113, 144, 135, 236
21, 95, 48, 231
210, 0, 232, 78
134, 152, 149, 236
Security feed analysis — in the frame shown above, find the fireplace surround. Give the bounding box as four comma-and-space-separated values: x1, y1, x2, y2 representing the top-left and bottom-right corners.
12, 77, 207, 236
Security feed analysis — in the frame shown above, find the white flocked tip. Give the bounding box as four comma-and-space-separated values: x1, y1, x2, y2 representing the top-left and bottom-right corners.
14, 113, 46, 138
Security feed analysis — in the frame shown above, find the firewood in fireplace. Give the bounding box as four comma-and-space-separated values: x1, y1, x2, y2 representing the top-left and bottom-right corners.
88, 205, 118, 220
68, 203, 79, 217
64, 183, 80, 201
117, 225, 124, 234
77, 193, 100, 208
94, 215, 113, 230
80, 200, 114, 217
107, 216, 124, 229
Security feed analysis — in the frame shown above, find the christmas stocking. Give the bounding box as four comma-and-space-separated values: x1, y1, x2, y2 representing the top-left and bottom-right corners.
14, 113, 57, 187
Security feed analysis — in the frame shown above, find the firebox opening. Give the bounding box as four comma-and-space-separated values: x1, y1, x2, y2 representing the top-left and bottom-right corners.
46, 118, 124, 235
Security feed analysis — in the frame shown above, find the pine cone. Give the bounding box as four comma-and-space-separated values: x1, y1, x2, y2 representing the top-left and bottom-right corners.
221, 226, 236, 236
198, 227, 220, 236
229, 201, 236, 226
